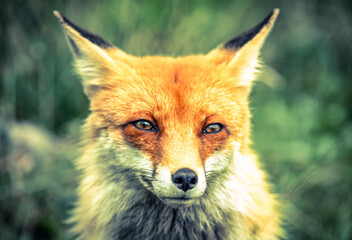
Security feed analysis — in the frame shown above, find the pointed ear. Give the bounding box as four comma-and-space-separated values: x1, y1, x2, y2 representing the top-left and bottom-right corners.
54, 11, 127, 99
208, 9, 279, 88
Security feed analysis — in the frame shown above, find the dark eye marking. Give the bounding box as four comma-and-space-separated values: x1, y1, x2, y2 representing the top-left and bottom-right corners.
132, 119, 158, 132
202, 123, 223, 134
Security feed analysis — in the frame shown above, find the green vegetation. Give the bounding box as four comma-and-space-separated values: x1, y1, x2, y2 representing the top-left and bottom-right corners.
1, 0, 351, 239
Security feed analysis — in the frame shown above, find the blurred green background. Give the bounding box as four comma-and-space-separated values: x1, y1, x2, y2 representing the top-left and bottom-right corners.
1, 0, 352, 239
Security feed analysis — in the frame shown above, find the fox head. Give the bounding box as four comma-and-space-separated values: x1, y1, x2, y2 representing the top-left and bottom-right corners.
55, 10, 279, 207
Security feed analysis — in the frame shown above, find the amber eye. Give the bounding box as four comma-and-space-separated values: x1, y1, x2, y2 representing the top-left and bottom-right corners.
202, 123, 223, 134
133, 120, 158, 132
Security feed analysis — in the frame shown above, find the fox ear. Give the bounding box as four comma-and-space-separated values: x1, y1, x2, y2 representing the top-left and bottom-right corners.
54, 11, 123, 99
209, 9, 279, 87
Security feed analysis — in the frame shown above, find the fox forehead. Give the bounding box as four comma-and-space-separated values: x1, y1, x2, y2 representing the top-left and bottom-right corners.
91, 54, 247, 129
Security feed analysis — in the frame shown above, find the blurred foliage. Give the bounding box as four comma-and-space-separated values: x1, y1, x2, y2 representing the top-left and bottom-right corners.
1, 0, 352, 239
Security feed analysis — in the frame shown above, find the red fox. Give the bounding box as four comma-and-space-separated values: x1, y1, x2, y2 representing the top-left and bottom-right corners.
54, 9, 284, 239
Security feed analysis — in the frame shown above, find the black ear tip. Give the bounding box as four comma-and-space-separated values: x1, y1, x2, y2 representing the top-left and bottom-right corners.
53, 10, 65, 23
270, 8, 280, 20
272, 8, 280, 15
267, 8, 280, 24
222, 8, 280, 50
53, 11, 113, 50
53, 11, 73, 28
259, 8, 280, 29
53, 11, 75, 28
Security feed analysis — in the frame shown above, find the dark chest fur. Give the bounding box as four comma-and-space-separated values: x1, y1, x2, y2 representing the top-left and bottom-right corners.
108, 197, 230, 240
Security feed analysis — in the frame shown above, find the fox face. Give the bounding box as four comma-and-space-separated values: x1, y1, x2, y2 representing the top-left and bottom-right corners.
54, 10, 279, 208
89, 55, 251, 207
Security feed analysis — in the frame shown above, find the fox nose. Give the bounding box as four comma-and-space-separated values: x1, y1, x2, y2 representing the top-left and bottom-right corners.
172, 168, 198, 192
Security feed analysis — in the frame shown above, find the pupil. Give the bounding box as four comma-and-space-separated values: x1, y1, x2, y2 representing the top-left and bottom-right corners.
205, 123, 221, 133
210, 125, 218, 132
133, 120, 157, 132
140, 121, 150, 129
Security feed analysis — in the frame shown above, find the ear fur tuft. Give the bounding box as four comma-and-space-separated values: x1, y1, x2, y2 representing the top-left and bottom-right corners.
54, 11, 120, 99
223, 9, 279, 50
209, 9, 279, 88
53, 11, 112, 53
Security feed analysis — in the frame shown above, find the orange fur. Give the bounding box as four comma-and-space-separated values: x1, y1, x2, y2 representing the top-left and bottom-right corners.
54, 9, 284, 239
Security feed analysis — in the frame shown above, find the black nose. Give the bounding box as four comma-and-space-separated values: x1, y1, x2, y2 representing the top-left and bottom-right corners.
172, 168, 198, 192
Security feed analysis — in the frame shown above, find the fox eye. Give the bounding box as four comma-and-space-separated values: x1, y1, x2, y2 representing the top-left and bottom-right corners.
202, 123, 223, 134
133, 120, 158, 132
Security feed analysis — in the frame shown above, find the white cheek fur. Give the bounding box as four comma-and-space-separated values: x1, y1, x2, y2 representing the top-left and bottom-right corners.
96, 130, 154, 175
204, 142, 239, 176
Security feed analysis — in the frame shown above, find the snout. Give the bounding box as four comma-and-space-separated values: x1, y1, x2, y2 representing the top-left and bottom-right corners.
172, 168, 198, 192
151, 166, 206, 207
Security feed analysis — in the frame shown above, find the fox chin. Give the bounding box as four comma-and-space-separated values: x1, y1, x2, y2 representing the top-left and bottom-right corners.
55, 9, 285, 240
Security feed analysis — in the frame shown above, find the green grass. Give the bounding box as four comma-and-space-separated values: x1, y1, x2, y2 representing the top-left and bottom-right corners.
1, 0, 351, 239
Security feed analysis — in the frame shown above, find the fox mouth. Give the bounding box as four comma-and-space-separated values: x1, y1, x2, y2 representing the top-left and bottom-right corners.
161, 197, 196, 208
165, 197, 192, 201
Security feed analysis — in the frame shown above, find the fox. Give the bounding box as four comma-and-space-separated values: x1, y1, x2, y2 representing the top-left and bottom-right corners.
54, 8, 284, 240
